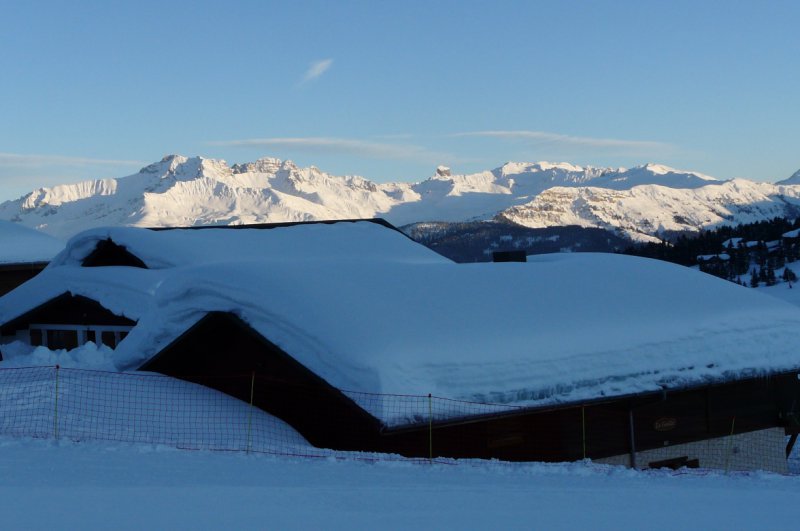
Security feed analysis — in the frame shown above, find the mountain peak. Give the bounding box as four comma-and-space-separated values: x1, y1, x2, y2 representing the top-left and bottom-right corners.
140, 154, 190, 175
641, 163, 675, 174
232, 157, 283, 175
627, 163, 718, 182
776, 169, 800, 185
497, 161, 587, 176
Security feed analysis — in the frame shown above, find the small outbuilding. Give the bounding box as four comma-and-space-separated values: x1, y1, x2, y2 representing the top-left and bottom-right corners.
0, 221, 63, 296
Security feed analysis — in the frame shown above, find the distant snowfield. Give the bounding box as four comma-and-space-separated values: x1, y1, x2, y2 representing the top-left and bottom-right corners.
758, 281, 800, 307
0, 437, 798, 530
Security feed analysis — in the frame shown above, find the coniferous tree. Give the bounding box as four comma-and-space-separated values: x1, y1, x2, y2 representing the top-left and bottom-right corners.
751, 268, 760, 288
767, 266, 777, 286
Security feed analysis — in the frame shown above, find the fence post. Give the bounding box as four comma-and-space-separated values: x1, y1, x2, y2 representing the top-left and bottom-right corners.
725, 416, 736, 473
581, 405, 587, 460
53, 365, 60, 440
246, 372, 255, 454
628, 408, 637, 469
428, 393, 433, 463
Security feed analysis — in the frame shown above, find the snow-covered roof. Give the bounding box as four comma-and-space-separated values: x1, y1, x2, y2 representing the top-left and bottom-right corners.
697, 254, 730, 262
722, 237, 742, 248
0, 221, 64, 265
52, 220, 444, 269
4, 221, 800, 419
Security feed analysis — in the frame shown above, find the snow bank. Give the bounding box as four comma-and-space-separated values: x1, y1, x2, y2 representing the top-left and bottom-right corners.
0, 367, 311, 453
0, 341, 119, 371
1, 436, 800, 530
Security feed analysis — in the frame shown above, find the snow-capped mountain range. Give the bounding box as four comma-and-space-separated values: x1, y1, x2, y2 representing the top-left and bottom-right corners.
1, 154, 799, 241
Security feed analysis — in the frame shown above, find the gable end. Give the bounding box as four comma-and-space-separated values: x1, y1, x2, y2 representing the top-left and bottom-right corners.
82, 239, 147, 268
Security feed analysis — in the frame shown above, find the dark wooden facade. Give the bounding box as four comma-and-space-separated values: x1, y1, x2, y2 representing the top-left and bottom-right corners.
0, 293, 136, 334
139, 312, 383, 451
0, 262, 48, 296
82, 239, 147, 268
0, 293, 137, 352
380, 372, 800, 464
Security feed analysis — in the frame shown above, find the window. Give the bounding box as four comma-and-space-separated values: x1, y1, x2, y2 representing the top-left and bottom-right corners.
46, 330, 78, 350
27, 324, 133, 351
100, 331, 116, 348
30, 329, 43, 347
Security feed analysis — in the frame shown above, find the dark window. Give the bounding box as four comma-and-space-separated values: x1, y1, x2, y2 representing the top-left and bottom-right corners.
30, 329, 43, 347
46, 330, 78, 350
101, 331, 116, 348
86, 330, 96, 344
119, 331, 128, 341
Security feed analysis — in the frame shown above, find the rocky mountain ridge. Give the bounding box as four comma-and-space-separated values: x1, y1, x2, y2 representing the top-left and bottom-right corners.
1, 154, 798, 241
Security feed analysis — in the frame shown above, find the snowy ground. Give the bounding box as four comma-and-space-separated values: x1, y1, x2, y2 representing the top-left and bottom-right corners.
0, 437, 798, 530
758, 280, 800, 307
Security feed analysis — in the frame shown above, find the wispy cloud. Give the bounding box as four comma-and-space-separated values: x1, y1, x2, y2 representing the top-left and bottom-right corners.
301, 58, 333, 84
452, 130, 672, 153
0, 152, 144, 168
210, 136, 453, 163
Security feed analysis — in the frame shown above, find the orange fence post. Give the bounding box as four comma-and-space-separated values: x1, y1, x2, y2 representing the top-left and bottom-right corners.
725, 416, 736, 473
246, 372, 256, 454
581, 405, 587, 460
428, 393, 433, 463
53, 365, 60, 440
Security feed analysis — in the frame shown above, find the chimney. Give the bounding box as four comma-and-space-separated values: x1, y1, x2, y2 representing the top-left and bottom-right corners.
492, 251, 527, 263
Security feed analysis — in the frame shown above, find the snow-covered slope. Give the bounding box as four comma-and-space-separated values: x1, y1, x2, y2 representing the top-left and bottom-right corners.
499, 179, 800, 242
4, 154, 800, 242
0, 221, 64, 264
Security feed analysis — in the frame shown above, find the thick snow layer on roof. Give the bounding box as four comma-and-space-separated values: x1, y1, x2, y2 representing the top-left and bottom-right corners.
124, 254, 800, 404
4, 223, 800, 423
0, 265, 157, 327
51, 221, 448, 269
0, 221, 64, 264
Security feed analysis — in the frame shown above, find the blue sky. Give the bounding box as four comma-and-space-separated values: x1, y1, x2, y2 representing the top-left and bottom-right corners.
1, 0, 798, 200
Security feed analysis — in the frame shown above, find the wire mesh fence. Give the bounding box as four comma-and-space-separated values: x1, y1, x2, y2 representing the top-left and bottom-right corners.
342, 389, 523, 427
0, 366, 798, 473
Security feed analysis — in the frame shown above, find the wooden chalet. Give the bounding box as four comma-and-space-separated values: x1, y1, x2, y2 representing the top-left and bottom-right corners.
1, 219, 800, 472
0, 221, 63, 295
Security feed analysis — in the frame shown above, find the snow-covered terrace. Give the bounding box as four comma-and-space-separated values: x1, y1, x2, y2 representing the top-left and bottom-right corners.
3, 221, 800, 419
